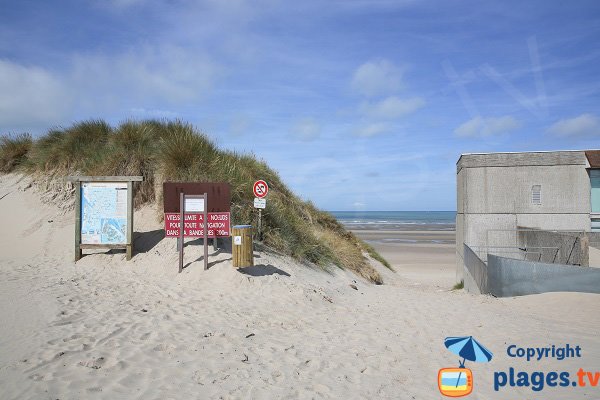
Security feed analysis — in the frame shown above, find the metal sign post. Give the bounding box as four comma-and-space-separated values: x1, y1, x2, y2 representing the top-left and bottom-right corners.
253, 180, 269, 242
254, 200, 266, 241
258, 208, 262, 242
178, 192, 208, 273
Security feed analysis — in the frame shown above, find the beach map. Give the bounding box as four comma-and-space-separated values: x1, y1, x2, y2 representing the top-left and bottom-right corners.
81, 182, 128, 244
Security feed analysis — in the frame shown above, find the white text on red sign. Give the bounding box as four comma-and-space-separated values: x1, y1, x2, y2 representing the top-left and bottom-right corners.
164, 212, 230, 237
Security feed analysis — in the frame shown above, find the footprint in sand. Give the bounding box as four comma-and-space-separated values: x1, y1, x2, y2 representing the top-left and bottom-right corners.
78, 357, 106, 369
153, 343, 177, 352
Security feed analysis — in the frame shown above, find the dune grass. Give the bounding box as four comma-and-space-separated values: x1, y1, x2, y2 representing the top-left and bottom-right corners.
452, 280, 464, 290
0, 133, 32, 173
1, 119, 390, 283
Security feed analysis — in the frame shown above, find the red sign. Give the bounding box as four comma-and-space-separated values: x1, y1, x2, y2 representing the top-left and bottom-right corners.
253, 180, 269, 198
164, 212, 230, 237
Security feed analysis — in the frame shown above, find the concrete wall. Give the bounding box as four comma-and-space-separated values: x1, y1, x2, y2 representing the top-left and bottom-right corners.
463, 244, 488, 294
461, 165, 590, 214
455, 151, 592, 282
517, 230, 592, 266
487, 255, 600, 297
456, 212, 465, 282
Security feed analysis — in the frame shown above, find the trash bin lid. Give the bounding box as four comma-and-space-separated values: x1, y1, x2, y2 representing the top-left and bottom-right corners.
233, 225, 252, 228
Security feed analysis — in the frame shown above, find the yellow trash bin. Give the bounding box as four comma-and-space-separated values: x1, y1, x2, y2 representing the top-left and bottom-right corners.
232, 225, 253, 268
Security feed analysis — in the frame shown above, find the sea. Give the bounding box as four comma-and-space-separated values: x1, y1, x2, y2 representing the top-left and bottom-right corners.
330, 211, 456, 231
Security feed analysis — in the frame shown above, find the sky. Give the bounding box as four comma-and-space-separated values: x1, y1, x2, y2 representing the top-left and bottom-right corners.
1, 0, 599, 211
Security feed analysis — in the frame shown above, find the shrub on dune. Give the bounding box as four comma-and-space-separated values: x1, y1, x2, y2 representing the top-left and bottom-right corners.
0, 119, 389, 283
0, 133, 32, 173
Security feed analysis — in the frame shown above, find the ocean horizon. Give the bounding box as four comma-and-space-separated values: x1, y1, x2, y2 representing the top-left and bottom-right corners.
330, 211, 456, 231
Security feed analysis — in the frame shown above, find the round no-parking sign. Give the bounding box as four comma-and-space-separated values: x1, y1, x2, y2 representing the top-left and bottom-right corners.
253, 180, 269, 198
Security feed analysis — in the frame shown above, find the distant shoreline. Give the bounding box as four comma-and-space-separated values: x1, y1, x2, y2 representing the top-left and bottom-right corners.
331, 210, 456, 232
333, 210, 456, 233
343, 223, 455, 231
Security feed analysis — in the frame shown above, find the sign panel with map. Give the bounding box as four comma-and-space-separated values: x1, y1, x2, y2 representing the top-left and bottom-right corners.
81, 182, 128, 244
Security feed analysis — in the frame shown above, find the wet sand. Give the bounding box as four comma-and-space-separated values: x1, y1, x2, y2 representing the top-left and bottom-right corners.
352, 229, 456, 289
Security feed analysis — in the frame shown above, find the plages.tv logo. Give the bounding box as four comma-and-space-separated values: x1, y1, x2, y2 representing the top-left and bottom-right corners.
438, 336, 493, 397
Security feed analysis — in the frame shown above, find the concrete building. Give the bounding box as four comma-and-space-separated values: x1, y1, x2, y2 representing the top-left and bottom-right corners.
456, 150, 600, 284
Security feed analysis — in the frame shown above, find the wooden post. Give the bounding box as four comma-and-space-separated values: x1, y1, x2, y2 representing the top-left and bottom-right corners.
179, 192, 208, 272
203, 192, 208, 270
232, 225, 253, 268
126, 180, 133, 260
68, 176, 142, 261
74, 181, 82, 261
258, 209, 262, 242
179, 192, 184, 273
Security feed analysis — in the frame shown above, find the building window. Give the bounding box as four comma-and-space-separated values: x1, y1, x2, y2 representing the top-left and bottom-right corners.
591, 169, 600, 214
531, 185, 542, 205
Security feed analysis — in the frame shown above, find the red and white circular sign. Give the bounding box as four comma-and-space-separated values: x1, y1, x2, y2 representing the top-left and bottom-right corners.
253, 180, 269, 198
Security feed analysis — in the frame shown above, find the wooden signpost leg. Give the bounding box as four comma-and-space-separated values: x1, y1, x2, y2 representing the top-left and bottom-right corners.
258, 208, 262, 242
179, 192, 184, 273
74, 181, 82, 261
126, 180, 133, 261
203, 193, 208, 270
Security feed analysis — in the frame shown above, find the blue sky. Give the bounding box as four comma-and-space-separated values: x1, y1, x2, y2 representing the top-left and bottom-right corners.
1, 0, 599, 211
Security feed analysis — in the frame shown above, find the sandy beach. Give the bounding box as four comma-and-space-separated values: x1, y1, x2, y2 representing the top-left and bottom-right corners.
1, 173, 599, 399
351, 229, 456, 288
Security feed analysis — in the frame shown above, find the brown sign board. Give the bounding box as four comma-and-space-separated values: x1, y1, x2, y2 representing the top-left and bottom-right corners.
163, 182, 231, 213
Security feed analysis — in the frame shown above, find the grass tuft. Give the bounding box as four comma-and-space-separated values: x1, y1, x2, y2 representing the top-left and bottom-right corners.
1, 119, 391, 283
452, 280, 464, 290
361, 240, 394, 271
0, 133, 32, 172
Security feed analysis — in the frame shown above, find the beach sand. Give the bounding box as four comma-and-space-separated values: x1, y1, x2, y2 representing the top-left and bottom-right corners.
1, 173, 599, 399
352, 229, 456, 288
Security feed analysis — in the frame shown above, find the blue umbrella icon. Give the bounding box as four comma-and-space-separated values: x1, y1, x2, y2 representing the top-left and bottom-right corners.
444, 336, 493, 387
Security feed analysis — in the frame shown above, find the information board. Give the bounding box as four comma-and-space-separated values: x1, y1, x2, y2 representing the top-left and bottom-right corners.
185, 197, 205, 212
164, 212, 231, 237
81, 182, 128, 244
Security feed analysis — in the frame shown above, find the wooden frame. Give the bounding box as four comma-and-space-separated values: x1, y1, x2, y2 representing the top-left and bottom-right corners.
179, 193, 208, 273
68, 176, 143, 261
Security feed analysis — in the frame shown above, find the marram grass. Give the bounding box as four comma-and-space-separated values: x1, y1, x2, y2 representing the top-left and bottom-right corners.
1, 119, 389, 283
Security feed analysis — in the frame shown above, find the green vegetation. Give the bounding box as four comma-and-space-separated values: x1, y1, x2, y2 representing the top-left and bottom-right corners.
1, 119, 390, 283
0, 133, 32, 173
452, 280, 464, 290
361, 241, 394, 271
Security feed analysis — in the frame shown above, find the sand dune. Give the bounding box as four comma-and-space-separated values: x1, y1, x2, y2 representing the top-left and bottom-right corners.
0, 174, 599, 399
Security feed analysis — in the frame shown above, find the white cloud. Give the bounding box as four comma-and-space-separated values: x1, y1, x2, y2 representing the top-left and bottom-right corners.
0, 60, 71, 132
0, 45, 220, 133
547, 114, 600, 138
71, 46, 219, 105
292, 117, 320, 141
454, 115, 520, 138
130, 108, 178, 119
354, 122, 389, 137
351, 59, 404, 97
360, 96, 425, 119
